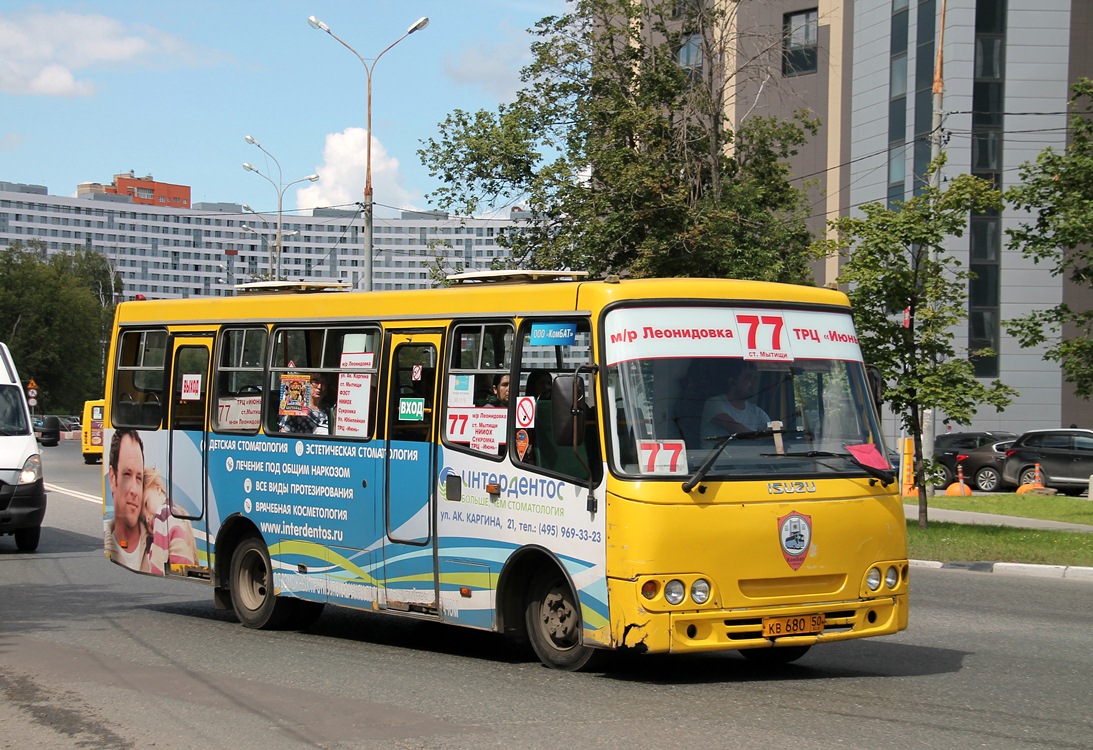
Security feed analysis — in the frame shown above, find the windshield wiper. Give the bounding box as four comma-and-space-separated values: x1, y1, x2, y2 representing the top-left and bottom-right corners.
761, 450, 896, 487
682, 428, 780, 494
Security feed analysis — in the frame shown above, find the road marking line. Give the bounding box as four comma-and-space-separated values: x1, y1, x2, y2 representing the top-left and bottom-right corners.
44, 483, 101, 505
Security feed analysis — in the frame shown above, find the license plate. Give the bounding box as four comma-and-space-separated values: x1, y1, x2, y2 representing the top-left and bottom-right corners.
762, 613, 825, 637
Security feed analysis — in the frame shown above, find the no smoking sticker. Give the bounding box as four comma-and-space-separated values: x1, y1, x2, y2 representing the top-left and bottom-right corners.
515, 396, 536, 428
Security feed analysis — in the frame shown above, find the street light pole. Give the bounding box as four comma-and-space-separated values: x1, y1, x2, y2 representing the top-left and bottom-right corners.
243, 135, 318, 279
307, 14, 429, 291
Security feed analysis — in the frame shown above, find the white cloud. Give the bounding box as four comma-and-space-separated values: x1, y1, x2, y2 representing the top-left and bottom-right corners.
295, 127, 420, 216
0, 10, 225, 97
443, 18, 534, 101
444, 39, 531, 100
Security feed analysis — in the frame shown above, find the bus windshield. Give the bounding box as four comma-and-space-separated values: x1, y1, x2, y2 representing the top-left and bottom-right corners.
603, 305, 890, 481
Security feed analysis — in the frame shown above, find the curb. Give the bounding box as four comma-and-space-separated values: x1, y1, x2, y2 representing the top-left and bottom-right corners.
911, 558, 1093, 581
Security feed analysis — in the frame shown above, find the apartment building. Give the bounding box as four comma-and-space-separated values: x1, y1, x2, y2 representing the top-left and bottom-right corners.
708, 0, 1092, 434
77, 171, 191, 209
0, 180, 521, 299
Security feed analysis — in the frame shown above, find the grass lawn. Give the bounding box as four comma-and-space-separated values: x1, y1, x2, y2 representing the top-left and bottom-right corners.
902, 493, 1093, 566
905, 522, 1093, 566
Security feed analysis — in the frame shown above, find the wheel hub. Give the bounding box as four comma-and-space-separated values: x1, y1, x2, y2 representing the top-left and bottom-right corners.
540, 589, 578, 646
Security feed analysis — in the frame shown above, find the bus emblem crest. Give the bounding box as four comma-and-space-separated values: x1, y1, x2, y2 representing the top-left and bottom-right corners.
778, 511, 812, 571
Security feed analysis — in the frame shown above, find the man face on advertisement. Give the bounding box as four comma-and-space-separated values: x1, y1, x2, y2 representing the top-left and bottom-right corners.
109, 432, 145, 538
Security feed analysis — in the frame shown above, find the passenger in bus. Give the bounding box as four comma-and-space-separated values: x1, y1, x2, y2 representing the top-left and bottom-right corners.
525, 369, 552, 399
279, 372, 331, 435
486, 373, 510, 407
141, 467, 198, 574
700, 360, 770, 439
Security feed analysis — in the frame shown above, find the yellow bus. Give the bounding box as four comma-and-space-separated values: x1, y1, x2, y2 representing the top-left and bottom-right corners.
101, 273, 907, 669
81, 398, 105, 464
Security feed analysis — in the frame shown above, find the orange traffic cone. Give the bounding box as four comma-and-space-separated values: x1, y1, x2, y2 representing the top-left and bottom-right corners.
1016, 462, 1045, 494
946, 464, 973, 495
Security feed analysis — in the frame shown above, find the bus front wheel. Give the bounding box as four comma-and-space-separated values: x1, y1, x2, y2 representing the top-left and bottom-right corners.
524, 569, 598, 671
230, 537, 293, 629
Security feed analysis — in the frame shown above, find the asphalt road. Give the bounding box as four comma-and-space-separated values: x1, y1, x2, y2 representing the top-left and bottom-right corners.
2, 438, 1092, 749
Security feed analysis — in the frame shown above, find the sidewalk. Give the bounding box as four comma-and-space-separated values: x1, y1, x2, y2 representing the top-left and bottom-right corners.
903, 504, 1093, 533
903, 504, 1093, 581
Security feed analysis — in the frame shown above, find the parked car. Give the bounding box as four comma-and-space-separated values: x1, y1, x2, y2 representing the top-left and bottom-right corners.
1002, 428, 1093, 496
934, 430, 1017, 487
954, 439, 1015, 492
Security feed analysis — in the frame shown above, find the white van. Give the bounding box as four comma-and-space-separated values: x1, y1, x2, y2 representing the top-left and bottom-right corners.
0, 343, 45, 551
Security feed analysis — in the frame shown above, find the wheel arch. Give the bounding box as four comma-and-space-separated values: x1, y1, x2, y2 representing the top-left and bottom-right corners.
495, 545, 576, 643
212, 513, 262, 610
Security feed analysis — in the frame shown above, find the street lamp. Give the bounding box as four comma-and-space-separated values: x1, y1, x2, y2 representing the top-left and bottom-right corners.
242, 135, 319, 279
307, 14, 429, 291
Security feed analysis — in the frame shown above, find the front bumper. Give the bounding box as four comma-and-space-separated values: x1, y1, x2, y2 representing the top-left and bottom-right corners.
608, 578, 908, 655
0, 478, 47, 533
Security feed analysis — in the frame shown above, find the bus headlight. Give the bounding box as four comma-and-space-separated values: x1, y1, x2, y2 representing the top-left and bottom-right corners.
866, 567, 882, 591
664, 579, 685, 605
690, 579, 710, 604
885, 566, 900, 589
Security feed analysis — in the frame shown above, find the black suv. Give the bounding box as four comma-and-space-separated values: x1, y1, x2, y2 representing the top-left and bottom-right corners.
1002, 428, 1093, 496
933, 430, 1017, 487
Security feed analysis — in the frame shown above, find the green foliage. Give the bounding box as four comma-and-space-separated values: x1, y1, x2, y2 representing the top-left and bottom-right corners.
418, 0, 821, 282
819, 157, 1016, 521
0, 241, 117, 412
1005, 78, 1093, 398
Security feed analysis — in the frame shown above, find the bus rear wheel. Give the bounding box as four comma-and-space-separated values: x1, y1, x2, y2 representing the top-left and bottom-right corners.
230, 537, 293, 629
524, 569, 598, 671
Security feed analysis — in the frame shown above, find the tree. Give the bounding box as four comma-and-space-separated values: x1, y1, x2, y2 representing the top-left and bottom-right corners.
818, 159, 1016, 528
0, 241, 117, 413
1005, 78, 1093, 397
418, 0, 821, 283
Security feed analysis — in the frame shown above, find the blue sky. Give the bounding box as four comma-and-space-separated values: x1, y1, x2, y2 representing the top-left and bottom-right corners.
0, 1, 565, 218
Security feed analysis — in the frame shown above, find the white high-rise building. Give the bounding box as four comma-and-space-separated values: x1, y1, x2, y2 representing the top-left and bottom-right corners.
0, 179, 524, 299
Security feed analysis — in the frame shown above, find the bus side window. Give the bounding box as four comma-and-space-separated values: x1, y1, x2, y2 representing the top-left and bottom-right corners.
113, 328, 167, 429
265, 326, 380, 438
324, 328, 380, 439
515, 318, 601, 482
213, 327, 266, 434
444, 322, 513, 458
268, 328, 325, 435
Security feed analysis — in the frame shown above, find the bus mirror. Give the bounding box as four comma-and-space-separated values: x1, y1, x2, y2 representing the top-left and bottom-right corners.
551, 375, 586, 447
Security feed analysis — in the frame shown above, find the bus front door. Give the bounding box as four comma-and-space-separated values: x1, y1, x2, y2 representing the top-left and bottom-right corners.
381, 331, 441, 611
166, 334, 213, 574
